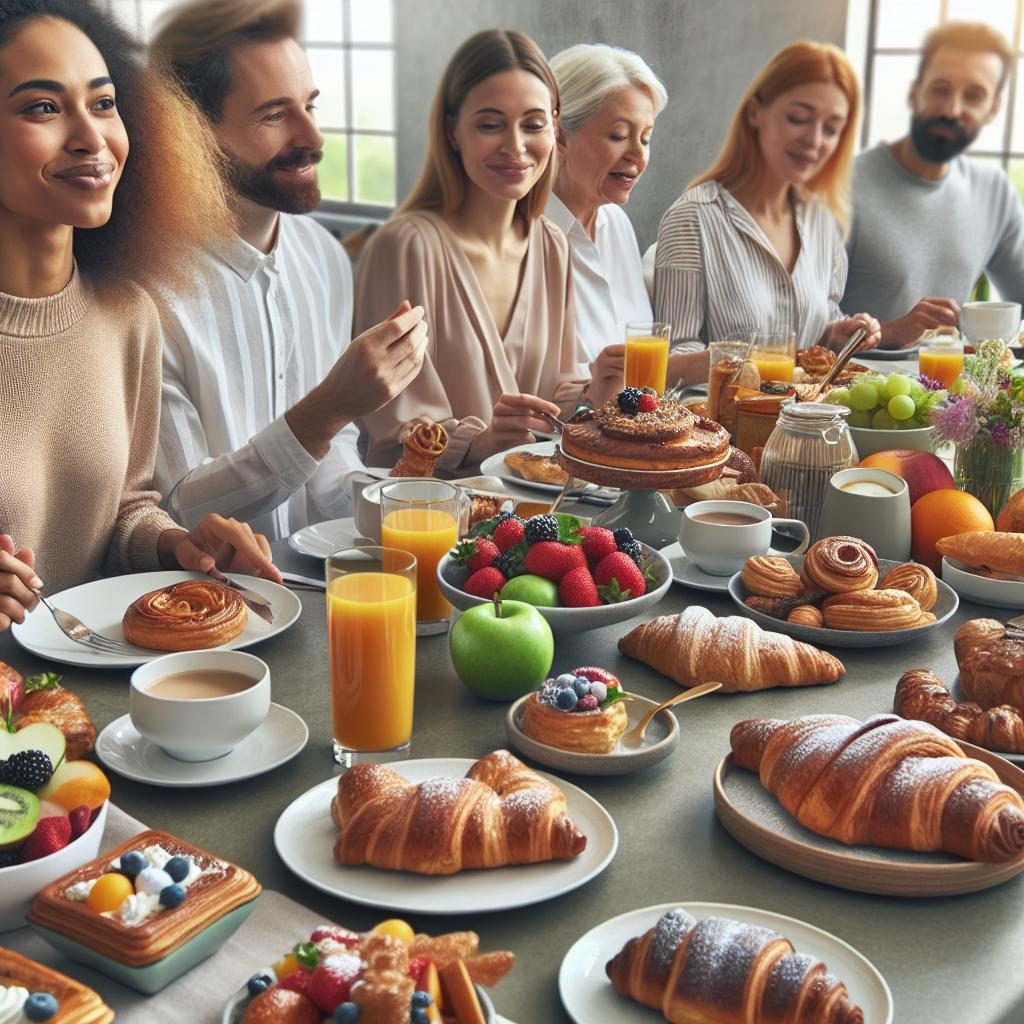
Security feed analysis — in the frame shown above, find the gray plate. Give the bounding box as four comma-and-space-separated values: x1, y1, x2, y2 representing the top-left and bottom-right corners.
505, 692, 679, 776
727, 556, 958, 648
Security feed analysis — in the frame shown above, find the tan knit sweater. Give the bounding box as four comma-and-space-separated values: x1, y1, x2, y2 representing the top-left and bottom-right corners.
0, 266, 178, 593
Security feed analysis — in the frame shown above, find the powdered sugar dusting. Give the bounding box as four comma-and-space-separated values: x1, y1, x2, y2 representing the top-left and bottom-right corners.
675, 917, 776, 1009
649, 908, 695, 974
764, 952, 815, 1014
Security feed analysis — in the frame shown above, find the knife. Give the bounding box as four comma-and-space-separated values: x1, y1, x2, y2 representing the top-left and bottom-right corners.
204, 567, 275, 624
280, 571, 326, 591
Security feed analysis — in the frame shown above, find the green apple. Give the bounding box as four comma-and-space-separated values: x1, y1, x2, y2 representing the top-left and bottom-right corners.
449, 598, 554, 701
0, 722, 65, 768
500, 574, 560, 607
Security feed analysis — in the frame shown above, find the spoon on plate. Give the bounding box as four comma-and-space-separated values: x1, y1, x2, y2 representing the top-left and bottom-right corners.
620, 681, 723, 747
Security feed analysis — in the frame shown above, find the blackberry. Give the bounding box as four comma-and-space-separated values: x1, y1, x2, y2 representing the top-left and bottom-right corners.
616, 387, 642, 415
524, 514, 559, 544
612, 527, 636, 547
495, 511, 525, 525
3, 749, 54, 791
619, 538, 644, 566
494, 549, 524, 579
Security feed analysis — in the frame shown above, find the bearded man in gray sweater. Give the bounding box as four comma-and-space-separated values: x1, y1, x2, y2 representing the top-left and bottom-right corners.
842, 21, 1024, 349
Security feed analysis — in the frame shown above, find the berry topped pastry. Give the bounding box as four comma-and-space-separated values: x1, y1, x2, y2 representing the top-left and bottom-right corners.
0, 949, 113, 1024
522, 667, 630, 754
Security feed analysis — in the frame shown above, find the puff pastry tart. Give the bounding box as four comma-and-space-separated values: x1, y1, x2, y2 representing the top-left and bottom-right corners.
880, 561, 938, 612
122, 580, 247, 651
0, 949, 113, 1024
741, 555, 804, 597
522, 666, 629, 753
800, 536, 878, 593
821, 588, 923, 631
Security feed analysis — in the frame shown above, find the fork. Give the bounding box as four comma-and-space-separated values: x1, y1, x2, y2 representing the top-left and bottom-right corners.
32, 590, 137, 655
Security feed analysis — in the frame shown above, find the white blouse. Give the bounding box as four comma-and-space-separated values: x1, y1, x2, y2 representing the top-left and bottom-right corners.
654, 180, 847, 350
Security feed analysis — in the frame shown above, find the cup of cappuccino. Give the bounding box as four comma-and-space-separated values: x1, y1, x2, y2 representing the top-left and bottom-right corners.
819, 468, 911, 561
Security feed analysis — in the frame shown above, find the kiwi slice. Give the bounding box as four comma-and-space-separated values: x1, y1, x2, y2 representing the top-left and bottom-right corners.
0, 784, 40, 852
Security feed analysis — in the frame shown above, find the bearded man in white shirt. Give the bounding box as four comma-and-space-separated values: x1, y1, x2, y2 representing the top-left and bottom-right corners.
149, 0, 427, 540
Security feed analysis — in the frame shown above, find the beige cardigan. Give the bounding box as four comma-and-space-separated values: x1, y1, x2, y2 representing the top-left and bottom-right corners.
354, 210, 582, 472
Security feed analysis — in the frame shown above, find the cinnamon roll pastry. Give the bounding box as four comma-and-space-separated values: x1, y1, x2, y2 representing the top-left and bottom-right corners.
821, 588, 922, 631
800, 536, 879, 593
880, 561, 938, 612
390, 421, 449, 477
788, 605, 823, 628
741, 556, 804, 597
122, 581, 247, 651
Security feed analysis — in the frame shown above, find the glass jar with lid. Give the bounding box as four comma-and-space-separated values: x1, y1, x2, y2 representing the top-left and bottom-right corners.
759, 401, 858, 540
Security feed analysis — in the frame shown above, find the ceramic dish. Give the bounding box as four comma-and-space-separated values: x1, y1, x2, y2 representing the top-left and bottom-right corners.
558, 901, 893, 1024
861, 346, 921, 361
274, 757, 618, 914
942, 556, 1024, 608
288, 518, 366, 559
713, 740, 1024, 896
659, 541, 732, 592
848, 423, 935, 457
504, 693, 679, 776
728, 555, 958, 648
95, 703, 308, 788
12, 572, 301, 669
438, 543, 672, 637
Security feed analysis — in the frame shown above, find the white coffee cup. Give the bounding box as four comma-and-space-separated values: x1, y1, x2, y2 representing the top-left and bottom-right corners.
130, 650, 270, 761
678, 500, 810, 576
820, 468, 911, 561
960, 301, 1022, 344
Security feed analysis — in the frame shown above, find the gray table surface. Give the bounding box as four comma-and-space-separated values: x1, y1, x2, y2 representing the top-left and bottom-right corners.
4, 536, 1024, 1024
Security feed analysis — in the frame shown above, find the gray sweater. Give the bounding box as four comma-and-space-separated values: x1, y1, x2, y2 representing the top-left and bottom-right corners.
841, 142, 1024, 321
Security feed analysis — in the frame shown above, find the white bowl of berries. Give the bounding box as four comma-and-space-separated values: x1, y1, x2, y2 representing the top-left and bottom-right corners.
437, 515, 672, 636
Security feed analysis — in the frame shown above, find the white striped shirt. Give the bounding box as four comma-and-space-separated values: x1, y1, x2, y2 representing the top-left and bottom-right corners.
654, 180, 847, 349
154, 214, 364, 542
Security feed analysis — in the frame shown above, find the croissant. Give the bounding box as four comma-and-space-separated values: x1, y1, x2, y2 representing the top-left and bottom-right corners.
895, 668, 1024, 754
16, 684, 96, 759
731, 713, 1024, 861
606, 908, 863, 1024
936, 530, 1024, 576
954, 618, 1024, 710
618, 606, 845, 692
330, 749, 586, 874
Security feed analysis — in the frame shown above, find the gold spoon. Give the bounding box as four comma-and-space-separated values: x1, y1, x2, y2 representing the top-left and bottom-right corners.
620, 681, 723, 747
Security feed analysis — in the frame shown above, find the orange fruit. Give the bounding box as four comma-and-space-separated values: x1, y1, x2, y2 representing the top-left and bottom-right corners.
997, 488, 1024, 532
910, 489, 995, 571
38, 760, 111, 812
87, 872, 134, 913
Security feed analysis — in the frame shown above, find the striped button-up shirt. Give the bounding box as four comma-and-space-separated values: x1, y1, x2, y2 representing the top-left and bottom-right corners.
654, 180, 847, 349
154, 214, 364, 542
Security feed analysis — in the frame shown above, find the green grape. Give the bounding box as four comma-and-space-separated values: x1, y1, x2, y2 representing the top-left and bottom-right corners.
909, 381, 926, 401
828, 387, 850, 406
885, 373, 913, 398
888, 394, 916, 421
847, 410, 874, 428
872, 408, 898, 430
848, 381, 878, 411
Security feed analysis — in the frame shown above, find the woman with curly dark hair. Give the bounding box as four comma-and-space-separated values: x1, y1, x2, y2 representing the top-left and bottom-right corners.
0, 0, 280, 630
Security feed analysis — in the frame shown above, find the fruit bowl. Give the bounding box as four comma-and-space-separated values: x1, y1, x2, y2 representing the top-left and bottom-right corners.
0, 800, 107, 932
848, 424, 935, 458
437, 543, 672, 637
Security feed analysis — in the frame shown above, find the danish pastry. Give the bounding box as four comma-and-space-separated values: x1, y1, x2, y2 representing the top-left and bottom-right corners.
0, 949, 113, 1024
390, 421, 448, 477
880, 561, 938, 612
122, 580, 247, 651
788, 605, 823, 628
936, 530, 1024, 576
522, 667, 629, 754
800, 536, 878, 593
741, 555, 805, 597
955, 619, 1024, 709
744, 591, 824, 620
821, 588, 923, 631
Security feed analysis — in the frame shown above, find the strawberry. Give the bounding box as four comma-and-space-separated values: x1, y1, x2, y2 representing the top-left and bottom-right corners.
492, 517, 525, 552
638, 392, 659, 412
571, 666, 621, 688
559, 566, 601, 607
68, 805, 91, 840
593, 551, 647, 601
408, 955, 431, 984
310, 924, 360, 949
308, 953, 362, 1014
18, 815, 72, 862
577, 526, 617, 566
454, 538, 499, 572
523, 541, 587, 582
464, 567, 506, 598
278, 969, 314, 996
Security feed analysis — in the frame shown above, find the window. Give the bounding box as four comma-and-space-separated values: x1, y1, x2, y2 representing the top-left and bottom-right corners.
104, 0, 396, 212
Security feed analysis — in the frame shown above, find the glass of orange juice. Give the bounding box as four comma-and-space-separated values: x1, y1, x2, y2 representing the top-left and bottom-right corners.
327, 546, 417, 766
380, 480, 460, 635
919, 338, 964, 390
625, 321, 671, 393
749, 329, 797, 382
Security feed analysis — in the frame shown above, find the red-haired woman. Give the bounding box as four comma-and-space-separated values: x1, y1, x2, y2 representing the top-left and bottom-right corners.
654, 41, 880, 351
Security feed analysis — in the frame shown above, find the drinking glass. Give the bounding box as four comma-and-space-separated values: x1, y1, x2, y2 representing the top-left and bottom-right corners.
749, 329, 797, 382
326, 546, 417, 766
919, 338, 964, 389
625, 321, 671, 393
380, 479, 460, 635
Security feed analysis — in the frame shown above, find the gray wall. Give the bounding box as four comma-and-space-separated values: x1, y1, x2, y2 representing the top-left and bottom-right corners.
395, 0, 849, 250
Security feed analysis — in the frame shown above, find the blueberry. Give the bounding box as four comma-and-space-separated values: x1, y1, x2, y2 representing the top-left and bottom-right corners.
555, 688, 578, 711
555, 673, 576, 688
411, 1009, 430, 1024
334, 1003, 360, 1023
571, 678, 591, 698
23, 993, 58, 1022
247, 973, 273, 996
119, 851, 146, 879
411, 991, 433, 1007
164, 856, 190, 883
0, 852, 17, 868
159, 884, 186, 908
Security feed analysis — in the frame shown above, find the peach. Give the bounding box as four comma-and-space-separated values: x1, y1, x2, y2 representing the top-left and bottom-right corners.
858, 449, 954, 507
37, 760, 110, 812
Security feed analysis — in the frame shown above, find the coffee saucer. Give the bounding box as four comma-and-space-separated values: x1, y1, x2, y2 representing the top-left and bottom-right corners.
659, 542, 733, 592
95, 703, 308, 788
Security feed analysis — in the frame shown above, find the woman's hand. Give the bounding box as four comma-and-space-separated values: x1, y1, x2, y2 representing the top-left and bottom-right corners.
825, 313, 881, 352
468, 393, 563, 462
0, 534, 40, 631
159, 514, 282, 583
587, 344, 625, 407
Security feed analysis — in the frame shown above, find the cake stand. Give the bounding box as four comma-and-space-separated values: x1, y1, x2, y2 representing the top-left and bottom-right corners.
553, 446, 731, 549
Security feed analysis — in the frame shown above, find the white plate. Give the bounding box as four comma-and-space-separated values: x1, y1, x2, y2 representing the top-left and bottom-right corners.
274, 757, 618, 914
480, 441, 616, 499
288, 518, 365, 559
942, 556, 1024, 609
12, 571, 301, 668
862, 346, 920, 361
95, 703, 308, 787
558, 901, 893, 1023
659, 541, 732, 592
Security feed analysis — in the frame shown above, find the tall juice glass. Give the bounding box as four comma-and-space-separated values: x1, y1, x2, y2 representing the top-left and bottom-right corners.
919, 339, 964, 389
327, 546, 416, 766
749, 329, 796, 382
625, 321, 671, 393
380, 480, 460, 635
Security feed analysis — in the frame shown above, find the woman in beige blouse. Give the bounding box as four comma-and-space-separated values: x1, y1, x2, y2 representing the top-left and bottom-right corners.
356, 29, 618, 472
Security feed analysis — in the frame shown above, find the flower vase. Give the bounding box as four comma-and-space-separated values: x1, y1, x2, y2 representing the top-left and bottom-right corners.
954, 435, 1024, 518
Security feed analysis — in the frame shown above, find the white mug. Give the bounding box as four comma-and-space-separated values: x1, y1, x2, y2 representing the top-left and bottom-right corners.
960, 301, 1022, 344
678, 500, 810, 576
820, 468, 911, 561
